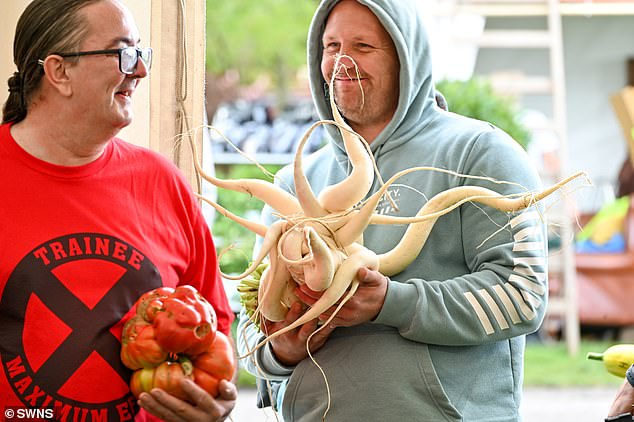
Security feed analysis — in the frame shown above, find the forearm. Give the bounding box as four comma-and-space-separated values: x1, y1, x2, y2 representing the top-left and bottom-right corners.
607, 365, 634, 418
373, 268, 546, 345
371, 165, 548, 345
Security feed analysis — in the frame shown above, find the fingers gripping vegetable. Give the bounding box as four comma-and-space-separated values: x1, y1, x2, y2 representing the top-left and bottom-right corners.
263, 242, 379, 345
121, 286, 235, 401
188, 55, 588, 352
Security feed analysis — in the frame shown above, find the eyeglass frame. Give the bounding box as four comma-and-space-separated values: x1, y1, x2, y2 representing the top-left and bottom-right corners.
39, 46, 153, 75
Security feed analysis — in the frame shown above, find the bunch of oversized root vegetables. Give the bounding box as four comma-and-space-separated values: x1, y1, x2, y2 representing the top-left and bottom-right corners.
191, 57, 587, 417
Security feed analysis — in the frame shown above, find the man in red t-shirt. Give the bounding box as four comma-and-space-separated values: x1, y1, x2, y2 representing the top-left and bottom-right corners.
0, 1, 236, 421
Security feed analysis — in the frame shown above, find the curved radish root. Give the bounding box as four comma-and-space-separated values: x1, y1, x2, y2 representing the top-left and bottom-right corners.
183, 55, 588, 357
185, 54, 591, 422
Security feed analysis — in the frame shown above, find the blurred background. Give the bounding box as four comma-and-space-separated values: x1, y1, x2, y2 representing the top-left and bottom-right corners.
2, 1, 634, 420
202, 0, 634, 358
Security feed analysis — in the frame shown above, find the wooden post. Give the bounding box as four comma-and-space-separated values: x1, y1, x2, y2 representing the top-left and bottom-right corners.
149, 0, 207, 190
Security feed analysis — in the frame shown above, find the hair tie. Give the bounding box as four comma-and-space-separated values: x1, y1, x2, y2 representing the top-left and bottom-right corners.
8, 71, 26, 111
8, 72, 23, 94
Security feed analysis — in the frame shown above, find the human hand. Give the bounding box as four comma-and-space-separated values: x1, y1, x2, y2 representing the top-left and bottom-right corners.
607, 379, 634, 417
295, 266, 388, 328
262, 301, 336, 367
138, 378, 237, 422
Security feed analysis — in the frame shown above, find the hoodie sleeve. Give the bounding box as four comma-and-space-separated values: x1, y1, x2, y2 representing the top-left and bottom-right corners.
373, 129, 549, 346
236, 307, 295, 380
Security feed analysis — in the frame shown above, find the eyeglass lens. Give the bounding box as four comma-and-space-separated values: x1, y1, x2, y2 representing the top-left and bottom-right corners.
120, 47, 152, 74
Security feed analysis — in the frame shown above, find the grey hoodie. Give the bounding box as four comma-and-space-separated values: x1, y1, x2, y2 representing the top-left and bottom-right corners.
237, 0, 547, 420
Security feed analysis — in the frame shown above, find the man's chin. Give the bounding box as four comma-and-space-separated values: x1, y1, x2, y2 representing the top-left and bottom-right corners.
115, 111, 134, 129
336, 104, 363, 123
333, 95, 363, 115
108, 119, 132, 136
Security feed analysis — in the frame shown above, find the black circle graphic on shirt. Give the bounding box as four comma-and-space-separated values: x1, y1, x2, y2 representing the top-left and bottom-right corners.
0, 233, 162, 417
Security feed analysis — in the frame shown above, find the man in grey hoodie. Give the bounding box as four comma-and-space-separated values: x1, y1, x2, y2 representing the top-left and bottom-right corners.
237, 1, 547, 420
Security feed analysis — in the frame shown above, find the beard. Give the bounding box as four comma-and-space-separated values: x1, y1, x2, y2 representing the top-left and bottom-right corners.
330, 76, 398, 130
332, 84, 366, 123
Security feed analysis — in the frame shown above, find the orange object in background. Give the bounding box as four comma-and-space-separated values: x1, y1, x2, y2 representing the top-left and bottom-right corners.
576, 195, 634, 326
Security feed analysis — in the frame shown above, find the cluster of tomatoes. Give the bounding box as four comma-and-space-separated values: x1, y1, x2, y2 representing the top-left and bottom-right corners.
120, 285, 236, 400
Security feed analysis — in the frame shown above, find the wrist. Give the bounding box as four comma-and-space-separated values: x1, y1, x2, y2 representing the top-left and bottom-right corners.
266, 341, 299, 369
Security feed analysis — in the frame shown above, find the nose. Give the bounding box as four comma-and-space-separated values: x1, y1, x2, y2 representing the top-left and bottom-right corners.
335, 54, 356, 69
132, 57, 149, 79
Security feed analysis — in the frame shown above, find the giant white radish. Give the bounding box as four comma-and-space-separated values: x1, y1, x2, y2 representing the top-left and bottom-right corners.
187, 55, 588, 355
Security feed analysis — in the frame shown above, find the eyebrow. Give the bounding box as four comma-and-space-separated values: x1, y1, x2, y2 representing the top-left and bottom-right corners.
323, 33, 375, 42
108, 36, 142, 47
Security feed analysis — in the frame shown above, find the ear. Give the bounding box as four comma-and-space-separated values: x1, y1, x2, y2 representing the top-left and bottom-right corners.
40, 55, 74, 97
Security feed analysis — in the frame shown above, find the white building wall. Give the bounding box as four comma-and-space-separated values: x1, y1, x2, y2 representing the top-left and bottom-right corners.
473, 16, 634, 211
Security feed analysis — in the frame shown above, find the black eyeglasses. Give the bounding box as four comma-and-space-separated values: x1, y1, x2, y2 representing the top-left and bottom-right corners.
52, 46, 152, 75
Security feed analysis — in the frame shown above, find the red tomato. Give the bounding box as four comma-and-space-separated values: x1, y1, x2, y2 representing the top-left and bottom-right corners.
191, 332, 236, 397
135, 287, 174, 322
128, 333, 236, 400
153, 285, 218, 355
130, 360, 194, 400
130, 366, 155, 398
120, 315, 168, 370
122, 285, 232, 402
153, 360, 194, 401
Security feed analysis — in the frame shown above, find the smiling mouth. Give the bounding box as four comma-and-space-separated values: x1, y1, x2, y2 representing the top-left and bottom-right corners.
333, 71, 366, 80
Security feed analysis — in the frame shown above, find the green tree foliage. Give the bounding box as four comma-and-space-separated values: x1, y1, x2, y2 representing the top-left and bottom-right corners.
206, 0, 316, 274
436, 78, 531, 150
206, 0, 317, 87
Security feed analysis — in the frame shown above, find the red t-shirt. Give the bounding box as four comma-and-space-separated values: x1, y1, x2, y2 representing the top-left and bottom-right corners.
0, 123, 234, 421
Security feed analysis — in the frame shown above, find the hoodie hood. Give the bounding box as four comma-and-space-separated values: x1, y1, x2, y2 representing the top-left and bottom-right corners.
307, 0, 439, 157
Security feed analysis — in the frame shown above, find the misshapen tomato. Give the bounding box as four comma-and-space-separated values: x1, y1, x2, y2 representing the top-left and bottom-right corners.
153, 285, 218, 356
122, 285, 234, 402
135, 286, 174, 322
130, 359, 194, 400
120, 315, 168, 370
128, 333, 235, 400
130, 366, 154, 398
191, 332, 236, 397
